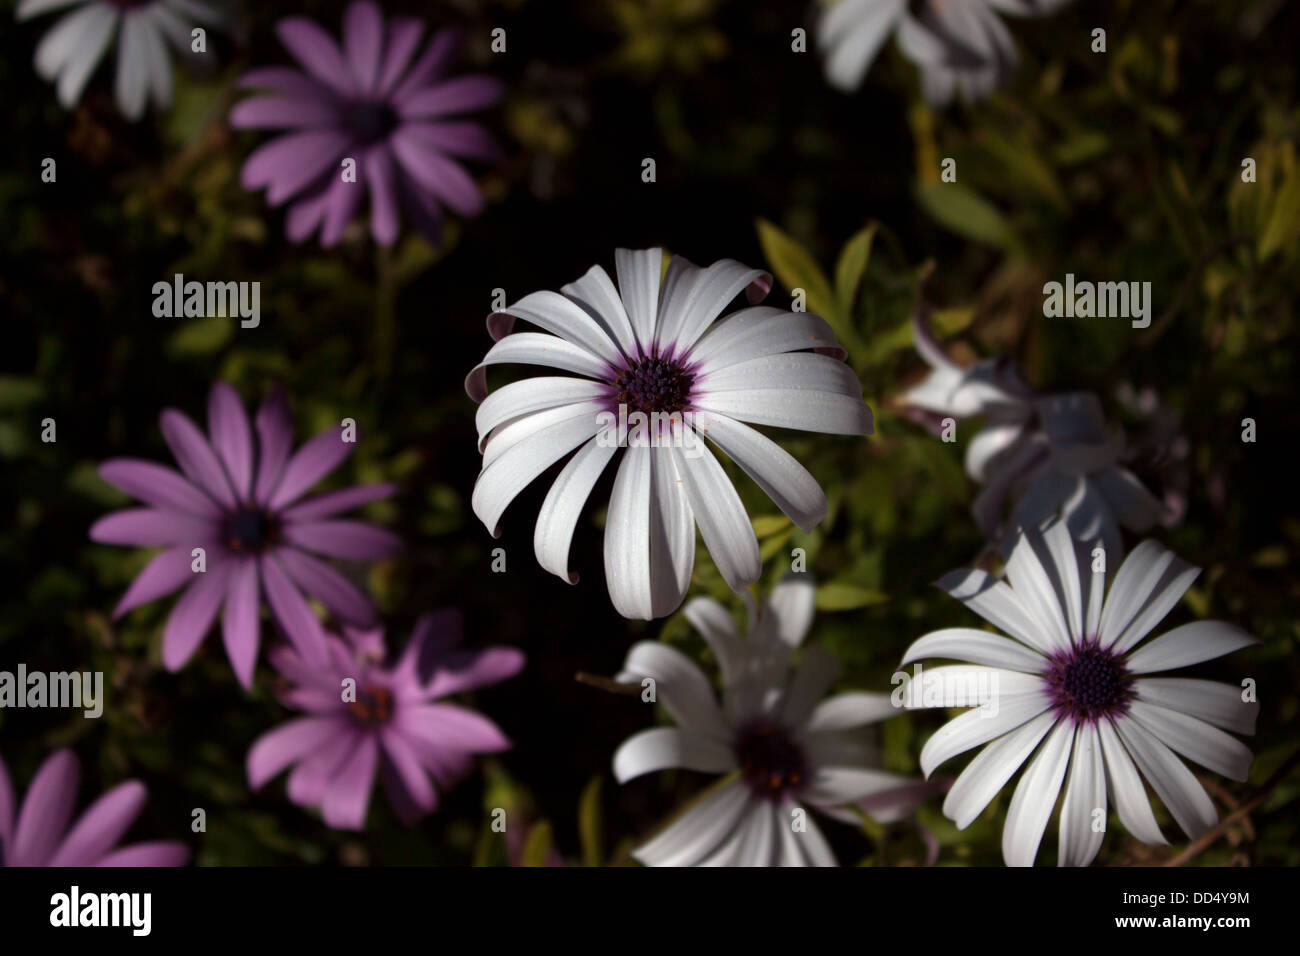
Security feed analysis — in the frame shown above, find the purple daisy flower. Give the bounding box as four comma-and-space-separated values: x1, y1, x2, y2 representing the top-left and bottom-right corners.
247, 612, 524, 830
230, 0, 504, 247
0, 749, 188, 867
90, 382, 402, 689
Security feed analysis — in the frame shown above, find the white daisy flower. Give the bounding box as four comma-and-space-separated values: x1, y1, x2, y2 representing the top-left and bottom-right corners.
17, 0, 228, 121
466, 248, 873, 620
902, 314, 1166, 556
816, 0, 1074, 107
613, 577, 930, 866
900, 521, 1258, 866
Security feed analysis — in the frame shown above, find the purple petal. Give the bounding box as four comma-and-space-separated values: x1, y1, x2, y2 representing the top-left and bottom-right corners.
11, 749, 79, 867
241, 129, 352, 206
321, 734, 379, 830
400, 120, 503, 163
222, 558, 261, 689
253, 387, 295, 506
390, 131, 483, 216
376, 18, 425, 97
319, 174, 366, 247
365, 146, 400, 246
0, 754, 15, 852
48, 781, 146, 867
276, 16, 357, 98
229, 95, 339, 130
237, 66, 337, 102
113, 546, 197, 618
396, 75, 504, 120
276, 546, 377, 626
161, 564, 232, 672
287, 735, 357, 807
286, 184, 334, 243
260, 554, 330, 664
343, 0, 384, 92
391, 28, 459, 103
267, 424, 356, 511
379, 729, 437, 819
391, 610, 463, 687
159, 409, 237, 511
394, 171, 445, 245
282, 519, 402, 561
90, 508, 217, 547
99, 459, 222, 518
402, 704, 511, 753
424, 647, 525, 700
94, 841, 190, 867
247, 715, 347, 790
281, 482, 396, 522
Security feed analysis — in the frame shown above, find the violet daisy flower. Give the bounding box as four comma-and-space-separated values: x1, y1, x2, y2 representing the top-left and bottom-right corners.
900, 521, 1258, 866
247, 612, 523, 830
614, 578, 930, 866
17, 0, 229, 121
0, 748, 188, 867
231, 0, 504, 248
467, 248, 873, 620
90, 382, 401, 689
816, 0, 1074, 107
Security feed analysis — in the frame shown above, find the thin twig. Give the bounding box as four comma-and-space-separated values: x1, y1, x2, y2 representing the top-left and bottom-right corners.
574, 672, 644, 695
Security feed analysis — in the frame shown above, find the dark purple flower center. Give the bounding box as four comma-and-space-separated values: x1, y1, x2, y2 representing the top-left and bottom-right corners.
734, 718, 808, 800
343, 100, 400, 145
224, 507, 277, 554
1044, 639, 1134, 723
347, 684, 394, 728
610, 355, 695, 415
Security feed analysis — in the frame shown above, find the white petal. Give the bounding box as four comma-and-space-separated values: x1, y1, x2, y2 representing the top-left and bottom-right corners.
480, 400, 602, 469
1057, 722, 1106, 867
1109, 553, 1200, 655
943, 710, 1056, 829
692, 411, 826, 533
465, 332, 609, 402
807, 692, 899, 731
1097, 467, 1166, 533
919, 691, 1051, 778
1096, 716, 1167, 845
560, 263, 638, 360
1097, 539, 1172, 647
17, 0, 88, 20
475, 377, 609, 450
1040, 520, 1085, 641
38, 4, 118, 109
734, 801, 778, 867
1112, 716, 1218, 840
899, 664, 1044, 711
533, 436, 617, 583
645, 448, 695, 617
1126, 701, 1253, 782
612, 727, 733, 783
787, 809, 837, 866
818, 0, 906, 91
614, 248, 661, 353
488, 290, 622, 366
932, 567, 1057, 656
655, 256, 770, 353
805, 767, 912, 807
901, 627, 1045, 672
620, 641, 731, 741
137, 10, 172, 109
695, 387, 872, 436
670, 443, 761, 594
471, 401, 603, 535
687, 306, 846, 371
114, 11, 149, 121
699, 352, 864, 398
779, 645, 840, 727
1004, 530, 1073, 653
683, 597, 742, 684
1135, 678, 1258, 736
1001, 719, 1074, 867
764, 575, 816, 648
603, 443, 654, 619
965, 421, 1028, 484
1124, 621, 1258, 674
632, 781, 750, 867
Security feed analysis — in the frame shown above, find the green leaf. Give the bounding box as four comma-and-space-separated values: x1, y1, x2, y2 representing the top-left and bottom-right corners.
815, 582, 889, 611
915, 182, 1021, 254
752, 514, 792, 538
0, 376, 45, 409
166, 315, 233, 357
521, 820, 555, 867
755, 219, 837, 320
1258, 167, 1300, 258
834, 223, 878, 312
578, 775, 604, 867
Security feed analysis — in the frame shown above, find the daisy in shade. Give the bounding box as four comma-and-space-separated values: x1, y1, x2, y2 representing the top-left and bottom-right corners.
614, 578, 929, 866
902, 315, 1166, 556
900, 521, 1258, 866
0, 749, 188, 866
247, 611, 523, 830
230, 0, 504, 248
466, 248, 873, 620
90, 382, 401, 689
816, 0, 1073, 107
17, 0, 229, 121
